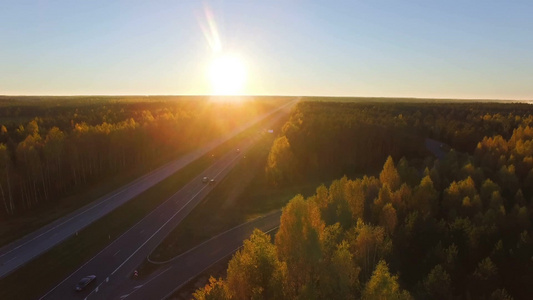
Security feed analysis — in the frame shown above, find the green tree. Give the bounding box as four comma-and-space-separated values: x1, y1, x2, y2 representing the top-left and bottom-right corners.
226, 229, 286, 300
363, 260, 412, 300
397, 157, 420, 187
423, 264, 452, 300
0, 144, 14, 214
480, 179, 501, 207
321, 222, 343, 261
410, 175, 437, 218
443, 177, 478, 219
347, 220, 389, 279
319, 241, 360, 300
471, 257, 499, 298
490, 289, 513, 300
266, 136, 295, 186
44, 127, 66, 194
275, 194, 324, 296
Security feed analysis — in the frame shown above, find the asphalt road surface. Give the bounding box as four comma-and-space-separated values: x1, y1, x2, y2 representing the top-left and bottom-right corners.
112, 210, 281, 300
39, 101, 294, 299
425, 138, 449, 160
0, 100, 295, 279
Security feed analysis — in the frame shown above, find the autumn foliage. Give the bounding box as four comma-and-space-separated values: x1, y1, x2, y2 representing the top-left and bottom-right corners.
0, 96, 280, 217
196, 100, 533, 299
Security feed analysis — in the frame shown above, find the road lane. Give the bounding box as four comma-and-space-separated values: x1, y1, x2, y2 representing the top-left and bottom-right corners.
39, 101, 294, 299
120, 211, 282, 300
425, 138, 448, 160
0, 100, 295, 279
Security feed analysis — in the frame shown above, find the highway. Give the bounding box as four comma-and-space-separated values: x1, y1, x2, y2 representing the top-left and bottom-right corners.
0, 100, 294, 279
39, 102, 294, 299
113, 210, 281, 300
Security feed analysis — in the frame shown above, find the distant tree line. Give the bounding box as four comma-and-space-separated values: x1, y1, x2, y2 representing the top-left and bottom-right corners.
266, 101, 533, 186
195, 101, 533, 299
0, 97, 279, 217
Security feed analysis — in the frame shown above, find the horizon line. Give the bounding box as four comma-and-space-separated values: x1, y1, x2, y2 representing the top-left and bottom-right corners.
0, 94, 532, 102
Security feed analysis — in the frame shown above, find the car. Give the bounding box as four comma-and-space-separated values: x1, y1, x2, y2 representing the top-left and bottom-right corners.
75, 275, 96, 291
202, 176, 209, 183
236, 148, 240, 153
209, 179, 215, 185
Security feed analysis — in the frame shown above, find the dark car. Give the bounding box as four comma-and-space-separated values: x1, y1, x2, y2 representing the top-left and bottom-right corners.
75, 275, 96, 291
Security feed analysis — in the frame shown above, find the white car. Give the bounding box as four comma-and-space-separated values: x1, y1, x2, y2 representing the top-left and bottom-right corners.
202, 177, 209, 183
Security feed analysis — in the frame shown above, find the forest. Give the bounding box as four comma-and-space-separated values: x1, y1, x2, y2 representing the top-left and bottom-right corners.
0, 96, 284, 218
194, 101, 533, 299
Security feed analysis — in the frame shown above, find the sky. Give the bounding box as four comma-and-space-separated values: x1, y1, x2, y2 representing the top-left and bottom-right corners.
1, 0, 532, 99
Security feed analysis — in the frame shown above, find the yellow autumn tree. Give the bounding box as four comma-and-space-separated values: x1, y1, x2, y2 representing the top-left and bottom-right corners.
275, 194, 324, 296
363, 260, 412, 300
380, 156, 401, 191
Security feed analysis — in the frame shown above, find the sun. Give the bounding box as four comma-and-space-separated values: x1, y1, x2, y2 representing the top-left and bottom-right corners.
209, 54, 247, 95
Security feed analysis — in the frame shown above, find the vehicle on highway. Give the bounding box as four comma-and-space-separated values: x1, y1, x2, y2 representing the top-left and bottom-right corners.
236, 148, 240, 153
202, 176, 209, 183
75, 275, 96, 291
209, 179, 215, 185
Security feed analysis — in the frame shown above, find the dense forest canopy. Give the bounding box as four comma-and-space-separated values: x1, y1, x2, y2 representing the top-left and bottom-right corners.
196, 101, 533, 299
0, 96, 288, 218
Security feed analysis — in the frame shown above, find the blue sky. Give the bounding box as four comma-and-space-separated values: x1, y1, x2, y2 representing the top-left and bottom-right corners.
1, 0, 532, 99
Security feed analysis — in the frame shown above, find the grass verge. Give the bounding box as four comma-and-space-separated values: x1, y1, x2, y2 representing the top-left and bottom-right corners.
0, 110, 282, 300
147, 123, 320, 264
0, 148, 189, 247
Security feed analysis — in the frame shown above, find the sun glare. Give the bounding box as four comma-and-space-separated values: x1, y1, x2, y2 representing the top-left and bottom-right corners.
209, 54, 247, 95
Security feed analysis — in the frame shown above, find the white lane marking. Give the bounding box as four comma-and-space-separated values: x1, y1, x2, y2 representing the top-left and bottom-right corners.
4, 256, 17, 263
134, 285, 143, 289
161, 226, 280, 300
0, 100, 289, 260
161, 245, 243, 300
110, 187, 208, 276
81, 170, 225, 299
122, 266, 172, 299
39, 179, 191, 300
0, 165, 161, 259
120, 295, 130, 299
110, 152, 242, 277
114, 250, 121, 257
39, 101, 296, 299
149, 210, 281, 264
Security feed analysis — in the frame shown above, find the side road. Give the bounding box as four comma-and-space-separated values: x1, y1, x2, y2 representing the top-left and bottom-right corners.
114, 210, 282, 300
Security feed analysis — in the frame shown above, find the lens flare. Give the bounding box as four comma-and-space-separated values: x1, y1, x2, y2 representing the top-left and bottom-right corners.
199, 4, 221, 53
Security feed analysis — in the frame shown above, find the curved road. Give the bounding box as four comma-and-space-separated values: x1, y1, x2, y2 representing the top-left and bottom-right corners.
0, 100, 295, 279
115, 210, 281, 300
39, 101, 294, 299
